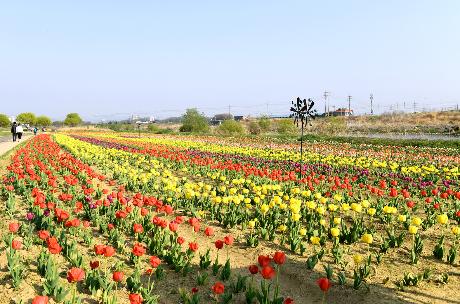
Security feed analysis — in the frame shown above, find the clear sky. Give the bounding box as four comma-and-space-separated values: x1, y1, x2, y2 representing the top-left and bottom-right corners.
1, 0, 459, 121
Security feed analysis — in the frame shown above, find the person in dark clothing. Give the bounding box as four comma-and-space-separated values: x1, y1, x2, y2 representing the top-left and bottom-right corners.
11, 122, 17, 142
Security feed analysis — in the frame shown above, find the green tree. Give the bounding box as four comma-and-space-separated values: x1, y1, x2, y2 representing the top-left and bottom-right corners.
179, 108, 209, 133
64, 113, 83, 126
16, 112, 36, 125
217, 119, 245, 136
0, 113, 10, 127
276, 118, 297, 135
36, 115, 52, 127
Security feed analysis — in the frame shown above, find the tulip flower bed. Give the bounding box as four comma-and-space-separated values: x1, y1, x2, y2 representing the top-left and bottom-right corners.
0, 133, 459, 304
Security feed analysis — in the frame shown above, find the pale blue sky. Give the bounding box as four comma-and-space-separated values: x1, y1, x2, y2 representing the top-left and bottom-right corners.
1, 0, 459, 121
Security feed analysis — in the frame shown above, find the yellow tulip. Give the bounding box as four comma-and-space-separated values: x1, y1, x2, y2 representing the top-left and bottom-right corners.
398, 215, 407, 222
299, 228, 307, 236
361, 233, 373, 244
408, 225, 418, 234
451, 226, 460, 235
411, 217, 422, 226
310, 236, 320, 245
353, 254, 363, 265
330, 227, 340, 237
437, 214, 448, 225
260, 204, 270, 214
367, 208, 376, 216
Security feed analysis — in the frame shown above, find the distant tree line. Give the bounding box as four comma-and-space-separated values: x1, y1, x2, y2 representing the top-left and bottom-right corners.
0, 112, 83, 128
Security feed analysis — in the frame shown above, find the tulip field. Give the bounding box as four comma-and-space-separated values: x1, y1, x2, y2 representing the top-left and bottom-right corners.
1, 132, 459, 304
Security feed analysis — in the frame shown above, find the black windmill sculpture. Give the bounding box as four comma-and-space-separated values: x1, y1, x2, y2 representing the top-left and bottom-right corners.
289, 97, 318, 180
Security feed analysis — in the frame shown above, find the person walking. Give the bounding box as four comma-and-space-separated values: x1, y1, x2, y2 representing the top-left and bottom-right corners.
16, 123, 23, 141
11, 122, 17, 142
33, 126, 38, 135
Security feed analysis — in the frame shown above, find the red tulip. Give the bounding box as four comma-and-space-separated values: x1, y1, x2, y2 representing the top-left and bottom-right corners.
215, 240, 224, 250
133, 223, 144, 234
129, 293, 143, 304
90, 260, 100, 269
32, 296, 49, 304
204, 226, 214, 236
67, 267, 85, 283
406, 201, 415, 208
188, 242, 198, 252
248, 264, 259, 275
12, 239, 22, 250
212, 282, 225, 295
260, 265, 276, 280
94, 244, 105, 255
9, 222, 20, 233
38, 230, 50, 241
169, 221, 178, 232
113, 271, 124, 282
177, 236, 185, 245
284, 298, 294, 304
273, 251, 286, 265
104, 246, 116, 257
224, 235, 234, 246
258, 255, 271, 267
317, 277, 331, 292
132, 243, 146, 256
191, 287, 199, 294
150, 256, 161, 268
47, 237, 62, 254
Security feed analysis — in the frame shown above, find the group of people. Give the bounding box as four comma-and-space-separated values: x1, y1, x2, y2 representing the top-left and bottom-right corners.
10, 122, 39, 142
10, 122, 24, 142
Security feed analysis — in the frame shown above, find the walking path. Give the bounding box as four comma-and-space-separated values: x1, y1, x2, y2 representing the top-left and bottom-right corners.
0, 135, 32, 156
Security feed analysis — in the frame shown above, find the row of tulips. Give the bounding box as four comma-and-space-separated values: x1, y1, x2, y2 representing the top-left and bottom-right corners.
2, 135, 300, 303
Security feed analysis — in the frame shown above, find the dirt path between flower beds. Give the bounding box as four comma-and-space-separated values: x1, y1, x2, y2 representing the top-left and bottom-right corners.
0, 135, 32, 156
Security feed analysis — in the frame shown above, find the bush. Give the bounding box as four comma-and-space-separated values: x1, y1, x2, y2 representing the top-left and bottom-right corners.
248, 121, 261, 135
258, 116, 271, 132
276, 119, 297, 135
147, 124, 160, 133
0, 113, 10, 127
217, 120, 245, 136
180, 109, 209, 133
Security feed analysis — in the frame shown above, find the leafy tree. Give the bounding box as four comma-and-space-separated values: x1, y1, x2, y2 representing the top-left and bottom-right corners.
16, 112, 36, 125
276, 118, 297, 135
217, 119, 245, 136
36, 115, 52, 127
64, 113, 83, 126
52, 121, 64, 127
0, 113, 10, 127
179, 109, 209, 133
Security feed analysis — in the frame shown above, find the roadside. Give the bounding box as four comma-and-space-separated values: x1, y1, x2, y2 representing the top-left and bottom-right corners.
0, 134, 32, 156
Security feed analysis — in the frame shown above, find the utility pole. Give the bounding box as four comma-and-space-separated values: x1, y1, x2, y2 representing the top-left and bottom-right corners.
370, 94, 374, 115
348, 95, 352, 116
413, 101, 416, 113
228, 105, 231, 117
323, 91, 330, 116
266, 103, 269, 116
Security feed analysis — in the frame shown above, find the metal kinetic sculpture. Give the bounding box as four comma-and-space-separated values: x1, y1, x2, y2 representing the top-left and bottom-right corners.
289, 97, 318, 180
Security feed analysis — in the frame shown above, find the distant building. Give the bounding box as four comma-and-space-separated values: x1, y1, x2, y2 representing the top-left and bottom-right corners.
211, 113, 233, 125
329, 108, 353, 117
234, 115, 246, 121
